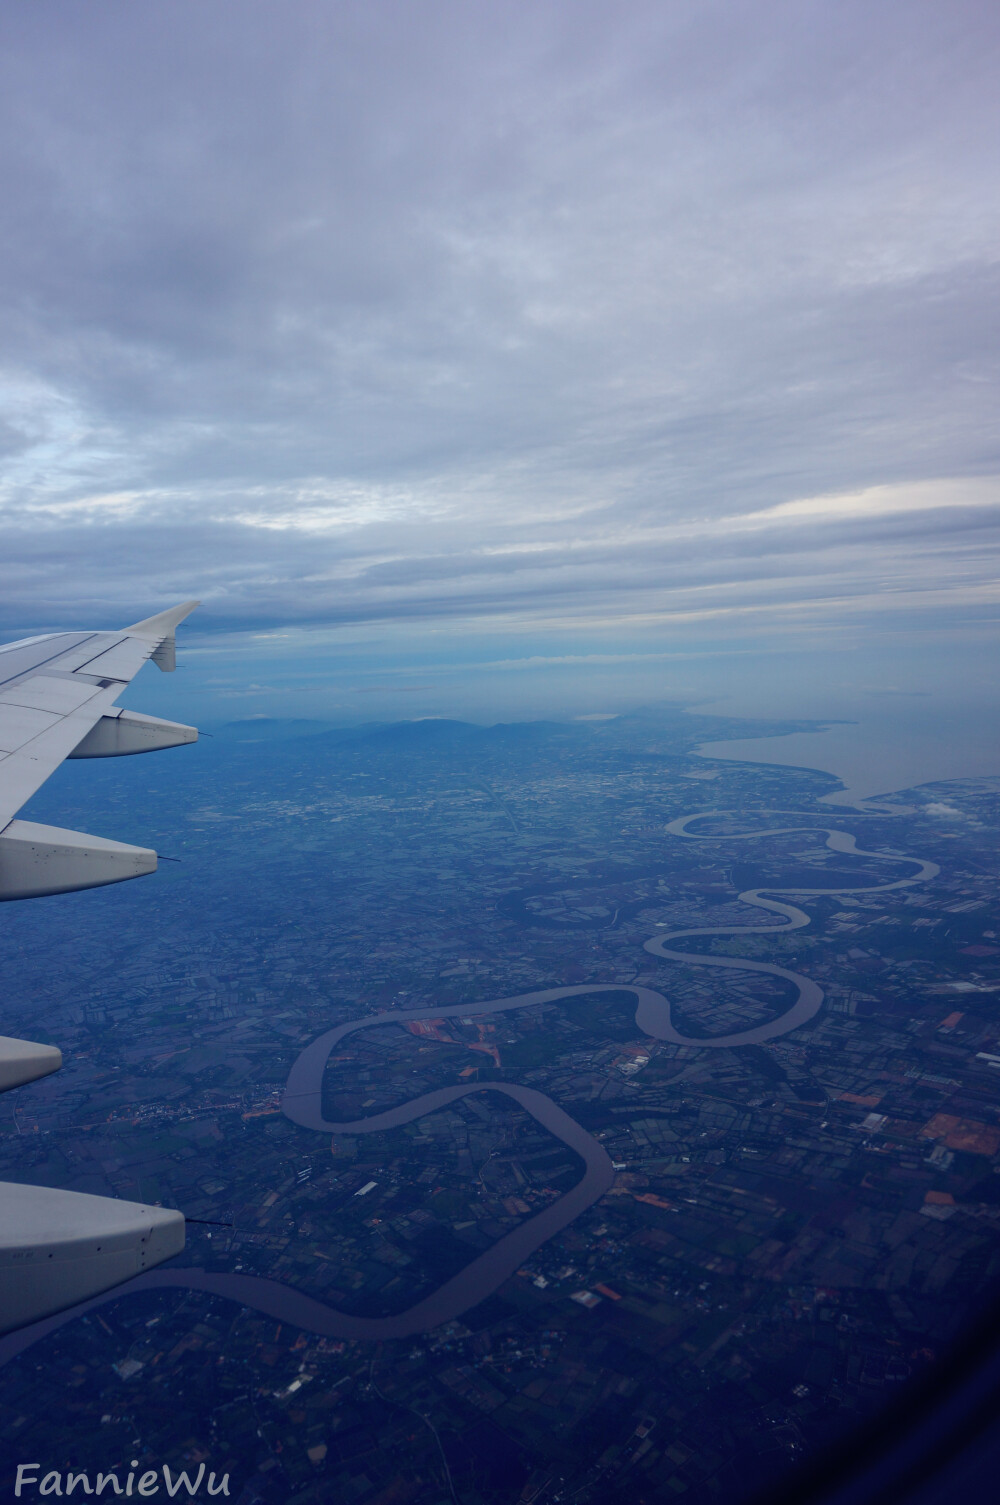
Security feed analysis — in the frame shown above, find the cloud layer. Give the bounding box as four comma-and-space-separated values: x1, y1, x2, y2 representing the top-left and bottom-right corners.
1, 0, 998, 643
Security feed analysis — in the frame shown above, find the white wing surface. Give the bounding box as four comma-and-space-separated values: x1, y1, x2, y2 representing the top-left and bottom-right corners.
0, 600, 199, 832
0, 601, 200, 1332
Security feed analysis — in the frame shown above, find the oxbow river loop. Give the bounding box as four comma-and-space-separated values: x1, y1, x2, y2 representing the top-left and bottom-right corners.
0, 815, 938, 1361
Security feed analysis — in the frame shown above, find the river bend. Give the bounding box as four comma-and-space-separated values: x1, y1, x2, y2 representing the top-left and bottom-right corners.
0, 815, 937, 1361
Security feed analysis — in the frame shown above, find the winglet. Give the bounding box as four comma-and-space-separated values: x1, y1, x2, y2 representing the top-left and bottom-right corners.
124, 600, 200, 673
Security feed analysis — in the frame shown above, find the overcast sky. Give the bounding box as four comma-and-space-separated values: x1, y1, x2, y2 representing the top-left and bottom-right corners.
1, 1, 998, 717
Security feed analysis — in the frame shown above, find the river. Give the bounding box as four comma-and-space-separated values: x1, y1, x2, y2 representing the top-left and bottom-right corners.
0, 815, 937, 1363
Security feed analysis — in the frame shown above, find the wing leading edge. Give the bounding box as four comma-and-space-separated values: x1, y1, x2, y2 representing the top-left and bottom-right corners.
0, 601, 199, 1333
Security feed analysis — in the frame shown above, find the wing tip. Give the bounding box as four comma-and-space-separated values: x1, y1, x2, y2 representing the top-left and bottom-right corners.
125, 600, 201, 638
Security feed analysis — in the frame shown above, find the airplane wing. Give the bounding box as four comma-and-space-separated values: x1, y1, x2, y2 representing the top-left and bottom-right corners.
0, 599, 200, 835
0, 601, 200, 1333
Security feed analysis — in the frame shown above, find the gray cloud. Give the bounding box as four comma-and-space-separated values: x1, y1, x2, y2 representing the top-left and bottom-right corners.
0, 0, 998, 641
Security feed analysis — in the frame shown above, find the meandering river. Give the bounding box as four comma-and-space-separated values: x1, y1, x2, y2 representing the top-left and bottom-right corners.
0, 815, 937, 1362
